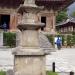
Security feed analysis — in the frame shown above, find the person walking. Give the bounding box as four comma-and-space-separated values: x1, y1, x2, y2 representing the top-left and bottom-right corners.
56, 37, 62, 50
3, 22, 7, 31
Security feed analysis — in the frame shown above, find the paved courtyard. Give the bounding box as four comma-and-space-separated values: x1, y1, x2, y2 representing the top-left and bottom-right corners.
46, 48, 75, 72
0, 47, 75, 73
0, 48, 14, 71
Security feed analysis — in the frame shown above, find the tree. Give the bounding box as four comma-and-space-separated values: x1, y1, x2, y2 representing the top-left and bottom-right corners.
56, 10, 68, 23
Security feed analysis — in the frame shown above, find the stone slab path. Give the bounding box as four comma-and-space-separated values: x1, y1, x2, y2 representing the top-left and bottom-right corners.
57, 72, 70, 75
0, 47, 75, 73
0, 48, 14, 71
46, 48, 75, 72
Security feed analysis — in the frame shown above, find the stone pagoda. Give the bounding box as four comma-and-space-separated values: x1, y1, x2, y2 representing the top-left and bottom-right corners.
14, 0, 46, 75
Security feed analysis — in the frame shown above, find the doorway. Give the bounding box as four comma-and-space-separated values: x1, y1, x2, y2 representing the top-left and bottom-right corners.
0, 15, 10, 29
41, 16, 46, 31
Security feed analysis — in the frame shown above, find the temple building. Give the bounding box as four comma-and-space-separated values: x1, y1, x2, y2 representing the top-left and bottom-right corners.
0, 0, 74, 33
56, 18, 75, 34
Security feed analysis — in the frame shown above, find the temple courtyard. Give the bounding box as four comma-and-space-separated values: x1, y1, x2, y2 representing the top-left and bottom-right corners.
0, 47, 75, 73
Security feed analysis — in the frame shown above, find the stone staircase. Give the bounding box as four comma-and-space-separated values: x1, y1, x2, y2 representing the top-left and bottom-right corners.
39, 32, 54, 52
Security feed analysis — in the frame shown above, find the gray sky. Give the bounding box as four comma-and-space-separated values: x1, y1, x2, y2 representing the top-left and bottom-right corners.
67, 2, 75, 15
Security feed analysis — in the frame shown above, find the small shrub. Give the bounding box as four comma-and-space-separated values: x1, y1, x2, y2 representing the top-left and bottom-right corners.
72, 32, 75, 35
46, 34, 75, 47
0, 71, 6, 75
46, 71, 58, 75
66, 35, 72, 47
3, 32, 16, 48
71, 35, 75, 46
59, 35, 65, 46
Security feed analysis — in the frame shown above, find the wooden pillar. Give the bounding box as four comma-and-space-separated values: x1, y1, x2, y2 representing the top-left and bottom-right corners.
71, 26, 73, 32
10, 12, 18, 31
52, 13, 56, 31
45, 15, 52, 31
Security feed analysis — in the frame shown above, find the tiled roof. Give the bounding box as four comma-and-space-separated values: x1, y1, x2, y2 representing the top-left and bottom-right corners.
0, 0, 74, 9
56, 18, 75, 26
36, 0, 74, 10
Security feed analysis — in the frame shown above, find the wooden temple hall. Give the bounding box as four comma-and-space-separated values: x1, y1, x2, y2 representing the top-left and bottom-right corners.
56, 18, 75, 34
0, 0, 73, 32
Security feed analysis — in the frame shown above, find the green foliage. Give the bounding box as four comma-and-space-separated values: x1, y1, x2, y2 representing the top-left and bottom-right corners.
72, 32, 75, 35
3, 32, 75, 48
60, 35, 65, 46
66, 35, 73, 46
66, 35, 75, 47
46, 34, 75, 47
3, 32, 16, 47
46, 71, 58, 75
0, 71, 6, 75
56, 11, 68, 23
71, 35, 75, 45
46, 34, 65, 46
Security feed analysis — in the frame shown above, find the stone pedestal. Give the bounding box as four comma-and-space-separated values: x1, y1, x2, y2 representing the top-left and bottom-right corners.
0, 31, 3, 46
14, 0, 46, 75
21, 30, 39, 47
15, 55, 45, 75
14, 48, 46, 75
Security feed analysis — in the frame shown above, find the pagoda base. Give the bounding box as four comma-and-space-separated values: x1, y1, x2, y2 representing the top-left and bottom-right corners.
14, 48, 46, 75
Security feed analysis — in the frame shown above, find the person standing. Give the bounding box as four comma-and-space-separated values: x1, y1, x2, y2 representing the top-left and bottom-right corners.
3, 22, 7, 31
56, 37, 62, 50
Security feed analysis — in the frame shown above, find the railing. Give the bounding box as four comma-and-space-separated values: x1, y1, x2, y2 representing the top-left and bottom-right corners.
46, 64, 70, 72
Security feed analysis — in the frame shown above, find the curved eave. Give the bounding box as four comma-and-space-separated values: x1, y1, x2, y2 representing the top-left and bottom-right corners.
36, 0, 74, 10
0, 0, 24, 8
0, 0, 74, 10
56, 22, 75, 27
59, 0, 74, 11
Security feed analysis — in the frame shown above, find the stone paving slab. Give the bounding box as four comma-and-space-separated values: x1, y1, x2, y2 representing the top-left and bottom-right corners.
0, 48, 14, 71
0, 47, 75, 72
57, 72, 70, 75
46, 48, 75, 72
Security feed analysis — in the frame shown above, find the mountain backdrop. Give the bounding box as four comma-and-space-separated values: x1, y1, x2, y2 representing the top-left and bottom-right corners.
67, 2, 75, 15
